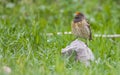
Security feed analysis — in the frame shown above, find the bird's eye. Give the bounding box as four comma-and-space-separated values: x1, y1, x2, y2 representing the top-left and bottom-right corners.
75, 16, 79, 19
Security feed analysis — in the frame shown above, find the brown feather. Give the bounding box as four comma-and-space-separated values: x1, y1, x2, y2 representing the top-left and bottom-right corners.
72, 19, 92, 40
72, 12, 92, 40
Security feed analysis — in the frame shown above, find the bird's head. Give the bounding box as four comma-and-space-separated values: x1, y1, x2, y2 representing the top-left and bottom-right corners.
75, 12, 84, 19
74, 12, 85, 22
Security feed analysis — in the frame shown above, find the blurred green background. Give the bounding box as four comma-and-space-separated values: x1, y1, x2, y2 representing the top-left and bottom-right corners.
0, 0, 120, 75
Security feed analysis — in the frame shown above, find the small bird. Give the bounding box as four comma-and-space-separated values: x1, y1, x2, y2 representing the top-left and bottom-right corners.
71, 12, 92, 40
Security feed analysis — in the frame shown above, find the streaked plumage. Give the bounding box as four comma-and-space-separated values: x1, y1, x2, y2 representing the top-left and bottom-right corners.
71, 12, 92, 40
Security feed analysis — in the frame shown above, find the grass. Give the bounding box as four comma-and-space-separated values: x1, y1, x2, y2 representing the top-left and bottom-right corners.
0, 0, 120, 75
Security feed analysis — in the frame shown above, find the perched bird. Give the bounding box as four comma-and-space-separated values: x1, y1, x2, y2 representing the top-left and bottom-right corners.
71, 12, 92, 40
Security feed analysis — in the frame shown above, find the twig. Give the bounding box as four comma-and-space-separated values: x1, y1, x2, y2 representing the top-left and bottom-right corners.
94, 34, 120, 38
45, 32, 120, 38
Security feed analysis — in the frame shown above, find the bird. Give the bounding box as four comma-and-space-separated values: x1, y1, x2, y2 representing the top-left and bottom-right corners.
71, 12, 92, 40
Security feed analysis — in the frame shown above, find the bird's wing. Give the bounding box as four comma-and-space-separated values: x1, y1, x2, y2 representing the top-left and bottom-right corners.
83, 18, 92, 40
86, 22, 92, 40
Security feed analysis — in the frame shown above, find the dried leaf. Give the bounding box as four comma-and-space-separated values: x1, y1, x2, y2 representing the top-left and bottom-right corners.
3, 66, 11, 74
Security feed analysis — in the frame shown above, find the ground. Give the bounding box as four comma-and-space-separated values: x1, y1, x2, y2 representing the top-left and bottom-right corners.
0, 0, 120, 75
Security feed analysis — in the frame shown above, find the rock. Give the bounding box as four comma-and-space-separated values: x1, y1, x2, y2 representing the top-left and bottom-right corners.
61, 39, 94, 66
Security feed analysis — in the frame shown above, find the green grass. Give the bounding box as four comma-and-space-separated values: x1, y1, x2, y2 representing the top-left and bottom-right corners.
0, 0, 120, 75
